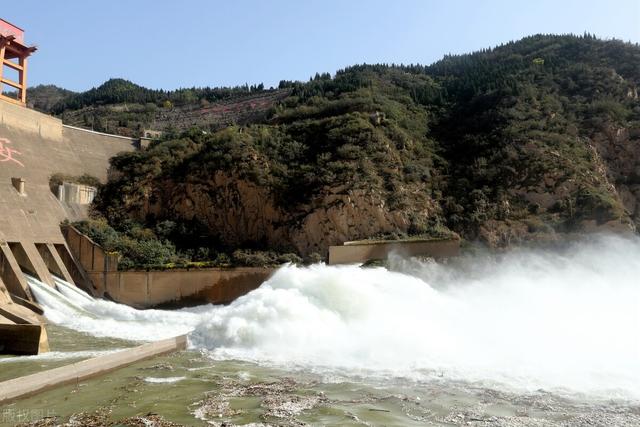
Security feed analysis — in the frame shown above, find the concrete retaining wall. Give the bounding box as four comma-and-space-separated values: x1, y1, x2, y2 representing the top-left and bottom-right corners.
95, 268, 273, 308
64, 225, 273, 308
62, 225, 118, 276
0, 335, 187, 404
328, 238, 460, 264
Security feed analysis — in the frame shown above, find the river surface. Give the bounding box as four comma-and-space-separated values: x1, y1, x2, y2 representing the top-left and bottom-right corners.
1, 234, 639, 426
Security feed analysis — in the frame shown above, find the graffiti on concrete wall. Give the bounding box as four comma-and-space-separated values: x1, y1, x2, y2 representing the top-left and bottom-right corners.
0, 137, 24, 167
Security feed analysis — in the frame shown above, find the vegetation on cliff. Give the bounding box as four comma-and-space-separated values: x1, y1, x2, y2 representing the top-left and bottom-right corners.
69, 34, 638, 261
72, 218, 306, 270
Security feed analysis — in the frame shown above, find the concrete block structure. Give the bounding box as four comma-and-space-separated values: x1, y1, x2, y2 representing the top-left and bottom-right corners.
56, 182, 97, 205
328, 238, 460, 265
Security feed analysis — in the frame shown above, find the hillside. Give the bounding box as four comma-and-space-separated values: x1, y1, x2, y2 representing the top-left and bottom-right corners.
77, 34, 639, 265
25, 84, 75, 112
38, 78, 285, 136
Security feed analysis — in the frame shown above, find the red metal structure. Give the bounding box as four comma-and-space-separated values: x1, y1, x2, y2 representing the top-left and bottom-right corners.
0, 18, 36, 105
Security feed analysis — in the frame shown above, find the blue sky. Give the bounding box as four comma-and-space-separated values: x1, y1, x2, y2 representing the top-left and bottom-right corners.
4, 0, 640, 92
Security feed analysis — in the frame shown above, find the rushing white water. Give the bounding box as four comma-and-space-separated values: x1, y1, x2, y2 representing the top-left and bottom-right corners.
26, 275, 202, 341
190, 234, 640, 398
27, 234, 640, 399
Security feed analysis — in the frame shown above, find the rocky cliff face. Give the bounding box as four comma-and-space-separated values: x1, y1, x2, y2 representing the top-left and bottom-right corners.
138, 172, 440, 256
592, 124, 640, 229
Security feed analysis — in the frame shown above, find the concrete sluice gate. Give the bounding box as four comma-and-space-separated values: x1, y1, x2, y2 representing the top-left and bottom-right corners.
0, 237, 97, 355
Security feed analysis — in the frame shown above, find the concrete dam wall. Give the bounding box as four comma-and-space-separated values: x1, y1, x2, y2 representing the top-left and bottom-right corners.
0, 100, 137, 244
0, 100, 138, 354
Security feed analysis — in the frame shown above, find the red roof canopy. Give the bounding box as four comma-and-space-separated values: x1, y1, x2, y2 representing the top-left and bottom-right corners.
0, 18, 25, 44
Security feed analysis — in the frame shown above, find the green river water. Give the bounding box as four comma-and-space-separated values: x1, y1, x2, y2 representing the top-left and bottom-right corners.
1, 325, 638, 426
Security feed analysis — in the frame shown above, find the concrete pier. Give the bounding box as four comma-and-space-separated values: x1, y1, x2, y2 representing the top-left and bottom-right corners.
0, 323, 47, 355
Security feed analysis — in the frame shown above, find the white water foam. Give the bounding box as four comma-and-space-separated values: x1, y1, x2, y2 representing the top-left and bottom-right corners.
189, 234, 640, 399
27, 234, 640, 399
26, 275, 202, 342
144, 376, 186, 384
